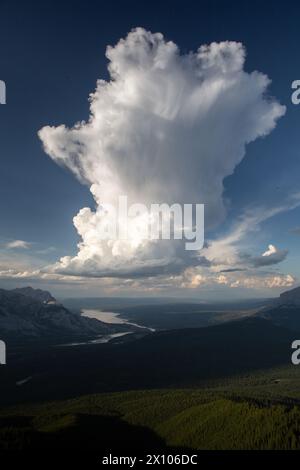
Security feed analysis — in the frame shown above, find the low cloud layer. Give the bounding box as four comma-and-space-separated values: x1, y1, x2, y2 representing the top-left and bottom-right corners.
38, 28, 285, 279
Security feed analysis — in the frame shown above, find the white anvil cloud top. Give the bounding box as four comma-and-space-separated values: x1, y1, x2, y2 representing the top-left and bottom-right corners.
38, 28, 285, 278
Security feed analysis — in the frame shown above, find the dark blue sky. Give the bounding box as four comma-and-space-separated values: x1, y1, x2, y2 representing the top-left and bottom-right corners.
1, 0, 300, 297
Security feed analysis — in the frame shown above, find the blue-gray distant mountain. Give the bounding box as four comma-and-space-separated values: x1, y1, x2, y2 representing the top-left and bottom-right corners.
257, 286, 300, 332
277, 286, 300, 306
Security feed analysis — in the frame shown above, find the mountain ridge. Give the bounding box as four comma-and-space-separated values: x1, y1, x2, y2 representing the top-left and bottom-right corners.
256, 285, 300, 331
0, 287, 130, 342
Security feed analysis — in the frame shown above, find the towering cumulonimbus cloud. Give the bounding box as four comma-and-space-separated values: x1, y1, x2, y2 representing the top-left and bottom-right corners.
38, 28, 285, 278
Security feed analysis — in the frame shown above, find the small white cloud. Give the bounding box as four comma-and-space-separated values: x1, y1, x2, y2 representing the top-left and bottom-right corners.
262, 244, 277, 257
36, 246, 57, 255
253, 244, 288, 267
5, 240, 31, 250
